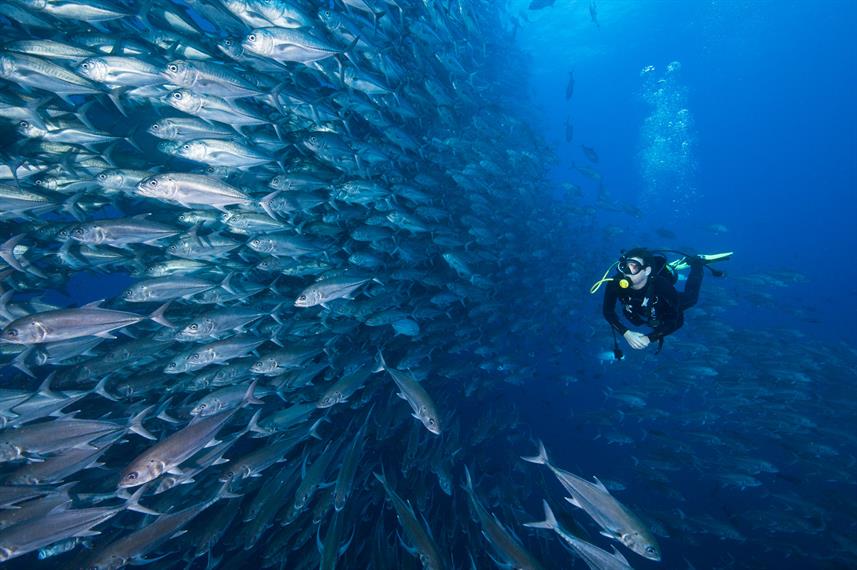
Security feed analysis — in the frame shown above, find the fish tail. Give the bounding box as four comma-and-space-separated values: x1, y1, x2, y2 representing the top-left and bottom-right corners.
241, 379, 263, 407
0, 233, 26, 272
462, 465, 473, 492
125, 485, 159, 515
373, 350, 387, 373
523, 500, 557, 530
93, 375, 118, 402
128, 405, 156, 440
520, 439, 550, 465
149, 301, 174, 328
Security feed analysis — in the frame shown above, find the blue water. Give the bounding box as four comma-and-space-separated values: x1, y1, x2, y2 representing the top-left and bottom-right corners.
512, 0, 857, 568
511, 1, 857, 567
518, 0, 857, 333
1, 1, 855, 568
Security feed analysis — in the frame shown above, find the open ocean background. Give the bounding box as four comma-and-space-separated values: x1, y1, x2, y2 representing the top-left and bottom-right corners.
512, 0, 857, 568
0, 0, 855, 568
516, 0, 857, 338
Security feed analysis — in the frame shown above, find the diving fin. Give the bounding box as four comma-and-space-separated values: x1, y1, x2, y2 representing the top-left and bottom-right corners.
670, 251, 733, 271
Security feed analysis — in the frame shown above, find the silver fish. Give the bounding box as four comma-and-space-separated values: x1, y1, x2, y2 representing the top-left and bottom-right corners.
136, 172, 253, 210
118, 383, 257, 488
522, 441, 661, 561
0, 302, 172, 344
378, 353, 441, 435
525, 500, 634, 570
0, 488, 152, 563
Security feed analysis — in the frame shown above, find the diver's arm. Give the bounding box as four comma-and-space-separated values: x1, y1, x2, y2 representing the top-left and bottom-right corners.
602, 283, 628, 334
647, 281, 683, 341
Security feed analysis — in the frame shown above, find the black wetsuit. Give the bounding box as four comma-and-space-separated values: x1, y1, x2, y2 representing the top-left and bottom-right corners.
602, 262, 703, 342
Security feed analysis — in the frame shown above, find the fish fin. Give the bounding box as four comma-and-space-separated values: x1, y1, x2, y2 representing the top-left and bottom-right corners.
220, 272, 235, 295
76, 530, 103, 538
565, 495, 582, 509
462, 465, 474, 493
82, 299, 105, 309
591, 475, 610, 493
308, 417, 328, 441
94, 331, 117, 339
610, 546, 630, 565
125, 485, 159, 515
259, 190, 281, 220
520, 439, 549, 465
300, 453, 309, 480
523, 500, 557, 530
93, 375, 118, 402
396, 530, 418, 556
0, 289, 15, 322
373, 350, 387, 373
0, 234, 26, 271
149, 302, 174, 328
106, 87, 131, 117
167, 467, 185, 476
128, 405, 156, 440
240, 379, 261, 408
155, 398, 180, 424
132, 552, 171, 565
248, 409, 265, 435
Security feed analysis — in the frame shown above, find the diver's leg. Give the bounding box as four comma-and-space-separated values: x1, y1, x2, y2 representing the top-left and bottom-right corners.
679, 258, 704, 310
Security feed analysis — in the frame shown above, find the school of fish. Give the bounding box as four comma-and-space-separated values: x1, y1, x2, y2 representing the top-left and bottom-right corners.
1, 0, 856, 569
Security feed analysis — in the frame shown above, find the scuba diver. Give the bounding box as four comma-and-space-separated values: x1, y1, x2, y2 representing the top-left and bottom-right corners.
591, 248, 732, 357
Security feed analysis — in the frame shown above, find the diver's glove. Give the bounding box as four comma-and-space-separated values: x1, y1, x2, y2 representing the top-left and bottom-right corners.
623, 330, 650, 350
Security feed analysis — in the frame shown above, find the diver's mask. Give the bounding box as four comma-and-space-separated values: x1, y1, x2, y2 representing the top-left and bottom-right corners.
589, 255, 648, 294
618, 257, 643, 275
617, 256, 645, 289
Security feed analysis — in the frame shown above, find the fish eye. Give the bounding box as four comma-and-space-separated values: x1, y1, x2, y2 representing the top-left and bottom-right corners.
97, 173, 107, 180
646, 547, 656, 554
199, 403, 206, 409
126, 472, 137, 480
5, 329, 17, 337
182, 144, 190, 151
81, 62, 89, 69
189, 323, 198, 330
168, 64, 178, 72
18, 120, 28, 128
148, 179, 158, 186
248, 34, 256, 42
224, 39, 233, 46
172, 92, 182, 99
298, 295, 306, 301
151, 123, 159, 130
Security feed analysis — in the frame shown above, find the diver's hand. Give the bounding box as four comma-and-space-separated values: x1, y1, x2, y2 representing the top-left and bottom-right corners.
623, 330, 650, 350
